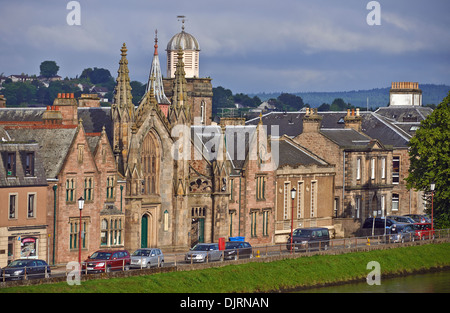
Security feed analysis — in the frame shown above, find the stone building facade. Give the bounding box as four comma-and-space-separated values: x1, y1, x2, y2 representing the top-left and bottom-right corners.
1, 100, 125, 264
273, 135, 336, 242
294, 109, 394, 236
0, 135, 48, 267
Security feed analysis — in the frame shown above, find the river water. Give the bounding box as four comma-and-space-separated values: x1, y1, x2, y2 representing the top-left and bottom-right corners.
298, 270, 450, 293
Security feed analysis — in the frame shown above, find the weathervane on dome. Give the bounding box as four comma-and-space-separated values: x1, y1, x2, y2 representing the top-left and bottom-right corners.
177, 15, 187, 31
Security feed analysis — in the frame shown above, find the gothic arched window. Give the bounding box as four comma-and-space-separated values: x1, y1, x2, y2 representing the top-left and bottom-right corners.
141, 132, 160, 195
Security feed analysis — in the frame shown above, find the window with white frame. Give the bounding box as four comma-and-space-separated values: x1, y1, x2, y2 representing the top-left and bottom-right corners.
393, 156, 400, 184
283, 181, 290, 220
356, 157, 361, 181
297, 181, 304, 219
9, 194, 18, 219
392, 194, 399, 211
310, 181, 317, 217
371, 158, 376, 180
27, 193, 36, 218
381, 157, 386, 179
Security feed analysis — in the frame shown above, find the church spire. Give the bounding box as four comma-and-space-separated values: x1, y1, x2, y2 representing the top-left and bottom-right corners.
171, 47, 188, 107
112, 42, 135, 175
145, 30, 170, 105
168, 47, 190, 125
113, 43, 134, 120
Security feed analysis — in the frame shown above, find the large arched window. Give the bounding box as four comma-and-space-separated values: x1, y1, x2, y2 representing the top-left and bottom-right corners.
141, 132, 160, 195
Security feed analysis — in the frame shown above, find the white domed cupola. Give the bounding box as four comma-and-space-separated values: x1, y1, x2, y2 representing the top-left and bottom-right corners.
166, 16, 200, 78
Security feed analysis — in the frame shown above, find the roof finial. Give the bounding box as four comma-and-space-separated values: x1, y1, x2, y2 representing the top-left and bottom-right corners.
177, 15, 186, 31
121, 43, 127, 56
154, 29, 158, 55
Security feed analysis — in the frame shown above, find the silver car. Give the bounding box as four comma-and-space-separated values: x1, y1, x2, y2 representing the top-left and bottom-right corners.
130, 248, 164, 269
389, 224, 416, 243
185, 243, 223, 263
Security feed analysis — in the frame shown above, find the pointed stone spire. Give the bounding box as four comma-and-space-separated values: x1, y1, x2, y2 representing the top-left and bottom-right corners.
168, 47, 190, 125
112, 42, 135, 175
145, 30, 170, 105
113, 43, 134, 121
171, 47, 188, 107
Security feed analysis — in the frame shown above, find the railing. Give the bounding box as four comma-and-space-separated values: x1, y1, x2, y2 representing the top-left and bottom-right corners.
2, 228, 449, 283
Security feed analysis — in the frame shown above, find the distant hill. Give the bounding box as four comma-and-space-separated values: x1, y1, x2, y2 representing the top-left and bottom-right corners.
251, 84, 450, 109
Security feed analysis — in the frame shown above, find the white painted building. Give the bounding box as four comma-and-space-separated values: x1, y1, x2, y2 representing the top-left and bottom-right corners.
389, 82, 422, 106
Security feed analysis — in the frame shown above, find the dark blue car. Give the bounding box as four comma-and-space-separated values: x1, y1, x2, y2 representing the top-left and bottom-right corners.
1, 259, 51, 281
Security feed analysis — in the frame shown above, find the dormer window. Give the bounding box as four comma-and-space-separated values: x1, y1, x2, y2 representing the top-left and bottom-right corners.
7, 152, 16, 177
25, 152, 35, 176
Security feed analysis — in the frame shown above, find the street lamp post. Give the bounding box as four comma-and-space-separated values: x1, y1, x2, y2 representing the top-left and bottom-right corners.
430, 182, 435, 234
290, 187, 296, 253
78, 197, 84, 265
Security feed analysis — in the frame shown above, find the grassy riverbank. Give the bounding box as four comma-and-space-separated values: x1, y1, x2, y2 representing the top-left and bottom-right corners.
2, 242, 450, 293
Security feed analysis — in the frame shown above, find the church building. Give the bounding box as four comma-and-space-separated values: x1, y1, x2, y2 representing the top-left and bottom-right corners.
112, 23, 226, 252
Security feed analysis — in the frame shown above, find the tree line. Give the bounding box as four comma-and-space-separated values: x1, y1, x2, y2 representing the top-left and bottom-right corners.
0, 61, 116, 107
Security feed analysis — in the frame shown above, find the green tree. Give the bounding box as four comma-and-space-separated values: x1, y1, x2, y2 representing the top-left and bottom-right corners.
277, 93, 304, 111
130, 81, 145, 105
40, 61, 60, 77
406, 92, 450, 228
1, 82, 36, 106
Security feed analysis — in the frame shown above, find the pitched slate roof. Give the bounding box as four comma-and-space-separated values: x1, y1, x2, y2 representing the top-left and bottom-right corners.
5, 127, 77, 178
276, 137, 329, 168
246, 107, 431, 149
0, 139, 48, 187
77, 107, 113, 145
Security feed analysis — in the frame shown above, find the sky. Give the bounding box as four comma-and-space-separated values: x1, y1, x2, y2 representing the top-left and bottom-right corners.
0, 0, 449, 94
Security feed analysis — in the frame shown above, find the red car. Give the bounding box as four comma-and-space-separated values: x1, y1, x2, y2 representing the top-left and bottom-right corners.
82, 249, 131, 273
413, 223, 435, 240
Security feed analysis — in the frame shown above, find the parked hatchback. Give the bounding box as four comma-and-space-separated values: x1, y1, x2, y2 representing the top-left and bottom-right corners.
185, 243, 223, 263
413, 223, 435, 240
388, 224, 416, 243
404, 214, 431, 223
1, 259, 51, 281
224, 241, 253, 260
130, 248, 164, 269
82, 249, 131, 273
286, 227, 330, 251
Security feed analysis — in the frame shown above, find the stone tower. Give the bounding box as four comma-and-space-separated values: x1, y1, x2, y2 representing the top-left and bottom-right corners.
111, 43, 135, 174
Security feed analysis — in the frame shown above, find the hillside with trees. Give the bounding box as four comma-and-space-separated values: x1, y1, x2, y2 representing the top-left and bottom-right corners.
251, 84, 450, 109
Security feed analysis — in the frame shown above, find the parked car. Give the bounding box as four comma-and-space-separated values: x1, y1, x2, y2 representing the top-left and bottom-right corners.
185, 243, 223, 263
361, 217, 398, 236
130, 248, 164, 268
1, 259, 51, 281
388, 215, 416, 224
413, 223, 435, 240
362, 217, 397, 229
388, 223, 416, 243
286, 227, 330, 251
404, 214, 431, 223
82, 249, 131, 273
223, 241, 253, 260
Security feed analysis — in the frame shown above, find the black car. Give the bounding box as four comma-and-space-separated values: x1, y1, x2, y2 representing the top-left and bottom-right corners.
1, 259, 51, 281
224, 241, 253, 260
287, 227, 330, 251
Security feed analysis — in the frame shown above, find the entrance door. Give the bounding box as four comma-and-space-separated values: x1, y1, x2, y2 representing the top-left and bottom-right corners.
141, 215, 148, 248
190, 218, 205, 248
198, 218, 205, 244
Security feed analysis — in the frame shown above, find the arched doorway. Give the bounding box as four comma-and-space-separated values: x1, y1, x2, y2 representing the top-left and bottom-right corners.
372, 194, 378, 217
